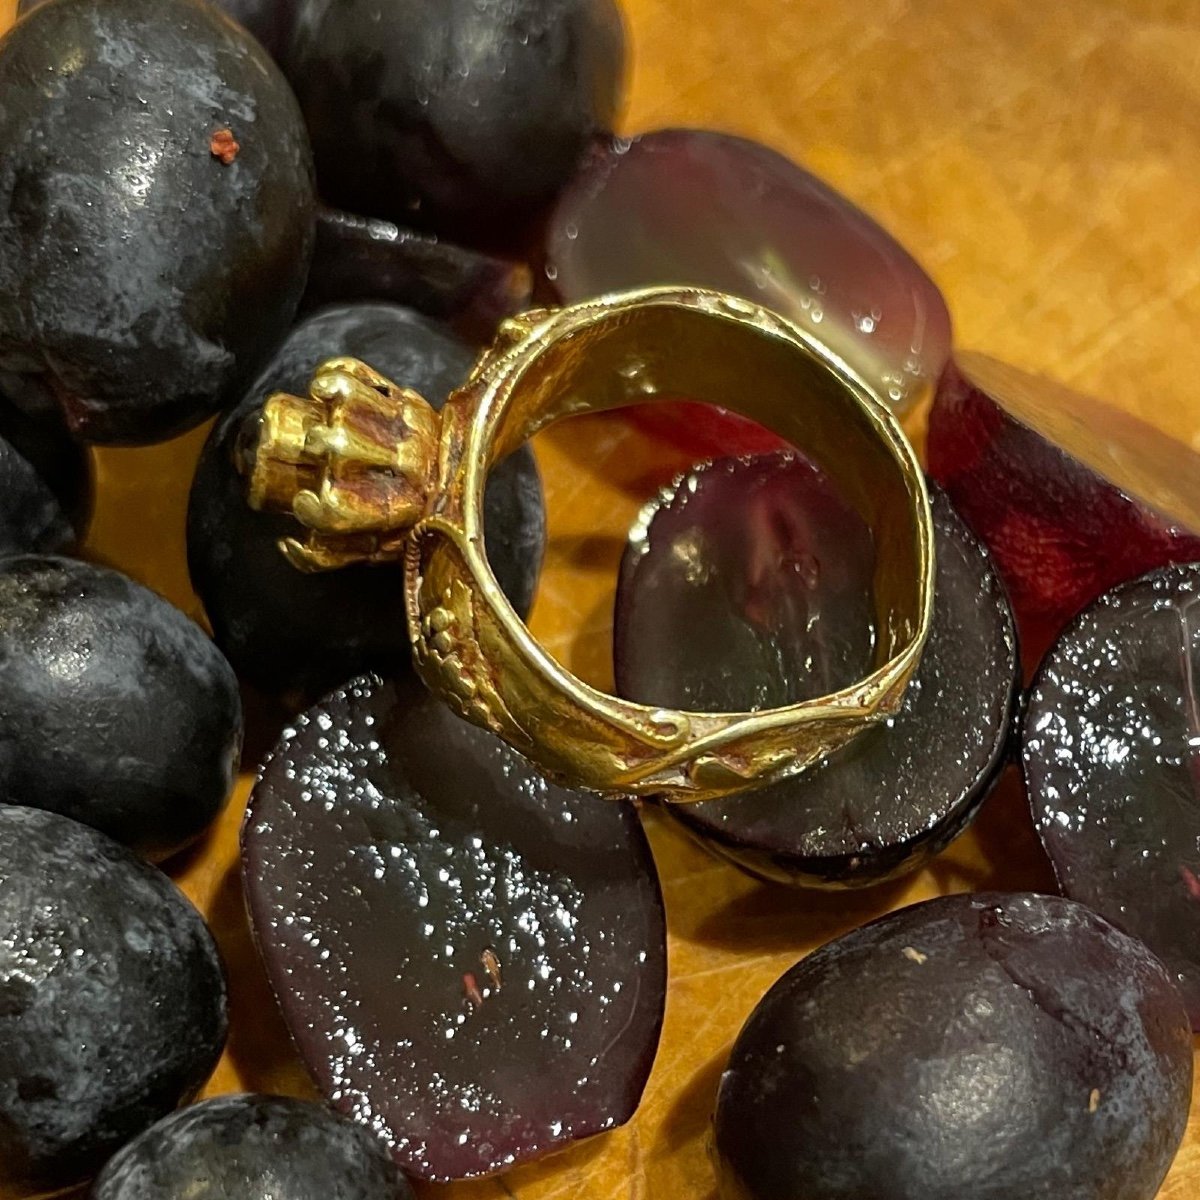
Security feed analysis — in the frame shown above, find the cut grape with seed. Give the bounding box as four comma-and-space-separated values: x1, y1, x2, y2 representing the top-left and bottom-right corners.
188, 302, 545, 700
927, 353, 1200, 643
284, 0, 625, 234
0, 397, 90, 556
0, 807, 227, 1198
92, 1094, 414, 1200
242, 676, 666, 1181
304, 207, 534, 344
545, 129, 951, 453
713, 892, 1193, 1200
0, 0, 316, 444
614, 456, 1018, 886
1024, 562, 1200, 1029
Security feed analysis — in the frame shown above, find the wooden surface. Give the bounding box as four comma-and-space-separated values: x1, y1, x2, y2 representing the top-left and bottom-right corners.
4, 0, 1200, 1194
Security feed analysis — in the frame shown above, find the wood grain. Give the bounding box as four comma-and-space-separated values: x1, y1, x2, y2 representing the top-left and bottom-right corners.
3, 0, 1200, 1194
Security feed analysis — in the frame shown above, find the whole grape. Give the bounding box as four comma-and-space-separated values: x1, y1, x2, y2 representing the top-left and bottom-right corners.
714, 893, 1193, 1200
0, 556, 243, 861
187, 302, 544, 699
0, 807, 227, 1197
0, 397, 89, 555
284, 0, 625, 233
0, 0, 316, 444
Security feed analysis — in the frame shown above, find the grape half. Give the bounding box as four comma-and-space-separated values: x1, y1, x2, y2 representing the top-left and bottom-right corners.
1024, 562, 1200, 1028
243, 676, 666, 1180
615, 456, 1018, 887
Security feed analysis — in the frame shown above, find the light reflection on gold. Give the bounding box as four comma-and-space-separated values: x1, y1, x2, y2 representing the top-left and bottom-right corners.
249, 287, 934, 803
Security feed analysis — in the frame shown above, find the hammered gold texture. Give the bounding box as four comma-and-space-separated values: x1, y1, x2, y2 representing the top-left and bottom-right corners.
1, 0, 1192, 1193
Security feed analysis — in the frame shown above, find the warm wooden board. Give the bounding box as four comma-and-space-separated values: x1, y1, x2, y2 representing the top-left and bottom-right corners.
4, 0, 1200, 1195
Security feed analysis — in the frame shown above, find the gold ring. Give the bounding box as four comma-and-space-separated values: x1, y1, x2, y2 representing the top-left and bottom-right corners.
246, 287, 934, 802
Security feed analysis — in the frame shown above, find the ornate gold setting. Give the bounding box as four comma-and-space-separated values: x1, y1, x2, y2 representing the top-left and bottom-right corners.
248, 287, 935, 803
247, 356, 441, 571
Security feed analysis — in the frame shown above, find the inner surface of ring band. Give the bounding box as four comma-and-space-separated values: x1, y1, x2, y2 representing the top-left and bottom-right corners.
479, 295, 925, 682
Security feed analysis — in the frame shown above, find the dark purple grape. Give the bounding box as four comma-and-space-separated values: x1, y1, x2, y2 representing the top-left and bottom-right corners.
283, 0, 625, 234
92, 1095, 414, 1200
0, 398, 90, 540
0, 0, 316, 445
714, 892, 1192, 1200
18, 0, 297, 54
615, 458, 1019, 886
304, 207, 533, 343
187, 302, 544, 700
0, 432, 71, 557
1024, 563, 1200, 1028
0, 806, 228, 1198
243, 676, 666, 1181
217, 0, 295, 57
0, 397, 90, 556
0, 557, 242, 861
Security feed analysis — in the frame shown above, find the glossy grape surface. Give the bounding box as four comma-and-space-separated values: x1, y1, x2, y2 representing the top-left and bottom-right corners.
616, 459, 1018, 887
284, 0, 625, 232
243, 677, 666, 1181
92, 1094, 414, 1200
0, 556, 242, 860
714, 892, 1192, 1200
0, 0, 316, 444
1025, 563, 1200, 1028
928, 353, 1200, 642
0, 807, 227, 1197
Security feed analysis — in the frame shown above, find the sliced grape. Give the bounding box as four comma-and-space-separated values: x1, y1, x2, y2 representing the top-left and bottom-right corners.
714, 892, 1192, 1200
615, 457, 1018, 886
187, 302, 544, 700
0, 807, 227, 1197
243, 676, 666, 1181
927, 353, 1200, 642
304, 207, 533, 344
1024, 562, 1200, 1028
546, 130, 951, 421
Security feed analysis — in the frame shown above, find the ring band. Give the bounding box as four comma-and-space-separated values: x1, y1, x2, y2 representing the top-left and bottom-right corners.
246, 287, 934, 802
